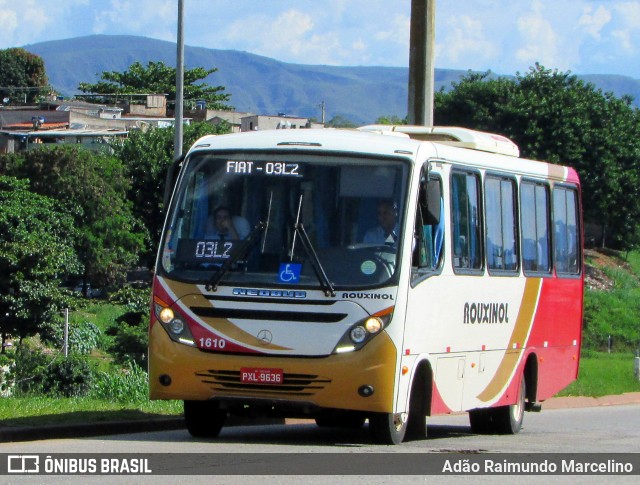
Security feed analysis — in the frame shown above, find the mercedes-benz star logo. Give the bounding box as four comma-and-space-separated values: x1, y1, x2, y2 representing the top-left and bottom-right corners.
257, 329, 273, 345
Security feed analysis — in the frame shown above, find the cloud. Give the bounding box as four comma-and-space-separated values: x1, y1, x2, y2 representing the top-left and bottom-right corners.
221, 9, 353, 65
375, 14, 410, 45
578, 5, 612, 39
0, 8, 18, 40
612, 2, 640, 52
515, 1, 568, 70
23, 5, 51, 35
615, 1, 640, 26
438, 15, 499, 68
93, 0, 175, 38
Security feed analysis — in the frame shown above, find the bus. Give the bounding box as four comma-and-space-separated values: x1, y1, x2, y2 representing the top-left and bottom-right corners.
149, 125, 583, 444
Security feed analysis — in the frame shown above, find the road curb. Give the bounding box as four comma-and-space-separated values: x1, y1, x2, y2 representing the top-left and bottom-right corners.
542, 391, 640, 409
0, 415, 285, 443
1, 394, 639, 442
0, 417, 185, 443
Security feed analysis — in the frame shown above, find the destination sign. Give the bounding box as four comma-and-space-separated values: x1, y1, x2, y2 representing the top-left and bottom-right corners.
175, 239, 237, 266
226, 161, 301, 176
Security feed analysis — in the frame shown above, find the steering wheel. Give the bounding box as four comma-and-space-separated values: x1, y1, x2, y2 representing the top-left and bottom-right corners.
348, 244, 396, 277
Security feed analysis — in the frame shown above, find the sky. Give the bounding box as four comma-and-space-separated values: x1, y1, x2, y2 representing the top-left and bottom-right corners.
1, 0, 639, 78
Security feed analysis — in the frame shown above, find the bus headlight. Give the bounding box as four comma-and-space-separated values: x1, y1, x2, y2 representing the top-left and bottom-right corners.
350, 326, 367, 343
159, 307, 174, 324
333, 307, 394, 354
153, 300, 196, 347
364, 317, 383, 334
169, 318, 185, 335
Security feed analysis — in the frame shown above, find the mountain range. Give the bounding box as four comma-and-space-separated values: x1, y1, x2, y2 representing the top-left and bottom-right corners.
24, 35, 640, 125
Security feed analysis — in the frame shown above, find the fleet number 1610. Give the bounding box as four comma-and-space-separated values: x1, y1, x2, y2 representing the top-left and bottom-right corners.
199, 337, 226, 349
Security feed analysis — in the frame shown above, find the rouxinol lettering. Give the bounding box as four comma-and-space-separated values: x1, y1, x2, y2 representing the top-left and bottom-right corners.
342, 292, 395, 300
463, 302, 509, 324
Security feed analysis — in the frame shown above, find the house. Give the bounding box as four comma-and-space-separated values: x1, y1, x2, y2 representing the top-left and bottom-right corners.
240, 114, 323, 132
186, 108, 253, 133
0, 95, 187, 153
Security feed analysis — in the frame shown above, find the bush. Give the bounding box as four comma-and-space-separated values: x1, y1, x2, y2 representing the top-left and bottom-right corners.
106, 312, 148, 367
41, 320, 102, 355
11, 344, 93, 397
0, 352, 14, 396
90, 361, 148, 403
583, 288, 640, 352
11, 344, 51, 395
44, 355, 93, 397
105, 286, 149, 367
109, 286, 151, 314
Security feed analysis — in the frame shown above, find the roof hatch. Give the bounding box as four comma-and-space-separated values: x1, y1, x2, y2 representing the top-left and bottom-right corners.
358, 125, 520, 157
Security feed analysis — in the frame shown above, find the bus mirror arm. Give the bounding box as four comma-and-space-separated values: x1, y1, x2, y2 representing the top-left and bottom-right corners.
163, 154, 185, 211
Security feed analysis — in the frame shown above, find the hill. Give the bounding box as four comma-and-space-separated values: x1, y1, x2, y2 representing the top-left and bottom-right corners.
24, 35, 640, 125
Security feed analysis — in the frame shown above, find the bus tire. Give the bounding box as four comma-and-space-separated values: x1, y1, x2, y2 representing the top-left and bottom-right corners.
184, 400, 227, 438
369, 412, 407, 445
468, 408, 492, 434
405, 373, 428, 440
469, 376, 526, 435
495, 376, 526, 434
315, 411, 366, 429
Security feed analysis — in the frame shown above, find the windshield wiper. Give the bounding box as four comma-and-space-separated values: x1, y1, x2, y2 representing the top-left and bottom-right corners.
294, 222, 336, 297
205, 221, 266, 292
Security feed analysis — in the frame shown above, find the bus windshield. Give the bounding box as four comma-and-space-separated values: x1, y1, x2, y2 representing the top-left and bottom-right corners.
160, 151, 409, 290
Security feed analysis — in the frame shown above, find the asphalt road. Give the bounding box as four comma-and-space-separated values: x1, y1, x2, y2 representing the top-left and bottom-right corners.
1, 403, 639, 484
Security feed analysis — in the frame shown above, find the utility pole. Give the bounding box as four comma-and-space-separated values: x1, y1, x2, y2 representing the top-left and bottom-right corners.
407, 0, 436, 126
63, 308, 69, 358
174, 0, 185, 160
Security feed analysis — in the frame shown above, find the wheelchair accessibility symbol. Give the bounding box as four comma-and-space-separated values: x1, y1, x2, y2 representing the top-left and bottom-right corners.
278, 263, 302, 283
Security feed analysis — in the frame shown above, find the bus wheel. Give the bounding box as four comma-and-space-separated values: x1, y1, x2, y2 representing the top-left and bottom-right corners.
315, 411, 366, 429
469, 376, 526, 435
495, 376, 526, 434
369, 412, 407, 444
184, 400, 227, 438
468, 408, 492, 434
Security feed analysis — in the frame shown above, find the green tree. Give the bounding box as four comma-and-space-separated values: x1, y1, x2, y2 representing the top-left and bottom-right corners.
3, 146, 145, 288
375, 115, 407, 125
0, 48, 49, 104
435, 64, 640, 250
0, 177, 81, 346
325, 115, 358, 128
78, 60, 233, 110
112, 122, 230, 265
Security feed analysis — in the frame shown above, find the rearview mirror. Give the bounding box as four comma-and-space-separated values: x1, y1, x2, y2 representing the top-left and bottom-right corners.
422, 178, 441, 225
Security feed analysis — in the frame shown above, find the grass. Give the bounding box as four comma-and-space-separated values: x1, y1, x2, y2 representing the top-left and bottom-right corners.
0, 397, 182, 429
69, 301, 125, 332
557, 351, 640, 397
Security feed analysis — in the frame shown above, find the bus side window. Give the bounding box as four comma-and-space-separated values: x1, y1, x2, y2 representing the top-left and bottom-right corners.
520, 181, 551, 275
485, 175, 518, 274
553, 186, 581, 276
451, 171, 483, 272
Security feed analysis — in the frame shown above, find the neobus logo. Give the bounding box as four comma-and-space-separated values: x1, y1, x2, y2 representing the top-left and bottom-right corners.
232, 288, 307, 299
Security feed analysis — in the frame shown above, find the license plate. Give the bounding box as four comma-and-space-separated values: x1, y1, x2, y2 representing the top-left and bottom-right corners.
240, 367, 284, 385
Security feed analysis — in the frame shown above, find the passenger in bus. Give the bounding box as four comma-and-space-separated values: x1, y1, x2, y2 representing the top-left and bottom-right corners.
205, 206, 251, 240
363, 199, 399, 246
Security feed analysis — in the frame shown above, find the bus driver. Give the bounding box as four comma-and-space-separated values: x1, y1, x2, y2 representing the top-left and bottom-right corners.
205, 206, 250, 240
363, 199, 399, 246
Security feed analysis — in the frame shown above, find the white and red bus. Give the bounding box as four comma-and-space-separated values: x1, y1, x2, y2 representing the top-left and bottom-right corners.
149, 125, 583, 444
